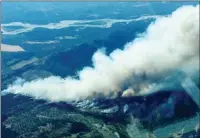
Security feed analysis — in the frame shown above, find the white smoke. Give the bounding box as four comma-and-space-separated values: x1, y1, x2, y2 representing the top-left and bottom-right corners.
4, 5, 199, 102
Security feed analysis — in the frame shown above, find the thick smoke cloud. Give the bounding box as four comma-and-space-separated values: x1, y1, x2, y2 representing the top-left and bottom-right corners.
4, 5, 199, 102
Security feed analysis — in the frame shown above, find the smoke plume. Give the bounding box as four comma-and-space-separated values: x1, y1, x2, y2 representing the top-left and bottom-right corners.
4, 5, 199, 102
